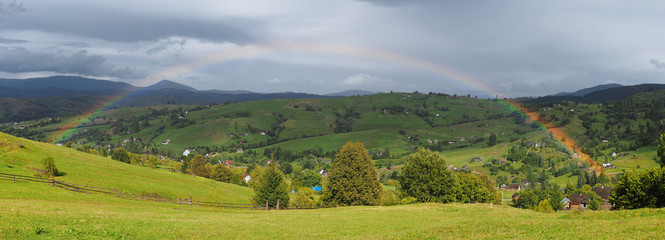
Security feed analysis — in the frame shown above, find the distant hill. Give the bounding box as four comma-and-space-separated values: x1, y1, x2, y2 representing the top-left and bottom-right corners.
526, 83, 665, 103
555, 83, 623, 97
0, 76, 331, 122
143, 80, 197, 91
325, 90, 381, 97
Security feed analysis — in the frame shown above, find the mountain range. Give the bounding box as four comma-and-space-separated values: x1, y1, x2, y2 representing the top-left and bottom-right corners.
1, 75, 665, 122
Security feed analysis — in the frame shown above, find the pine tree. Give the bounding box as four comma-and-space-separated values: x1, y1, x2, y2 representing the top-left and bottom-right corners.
252, 162, 289, 208
488, 133, 497, 147
323, 142, 383, 206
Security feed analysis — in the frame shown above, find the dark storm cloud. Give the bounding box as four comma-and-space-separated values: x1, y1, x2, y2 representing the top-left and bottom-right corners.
650, 58, 665, 69
0, 37, 27, 44
58, 41, 90, 48
0, 46, 146, 79
5, 9, 255, 43
0, 1, 25, 15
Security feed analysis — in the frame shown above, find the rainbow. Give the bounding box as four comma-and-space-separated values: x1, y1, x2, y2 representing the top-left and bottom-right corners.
49, 41, 598, 170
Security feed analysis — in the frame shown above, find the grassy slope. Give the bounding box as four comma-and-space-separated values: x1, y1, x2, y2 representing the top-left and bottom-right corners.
2, 188, 665, 240
0, 132, 252, 203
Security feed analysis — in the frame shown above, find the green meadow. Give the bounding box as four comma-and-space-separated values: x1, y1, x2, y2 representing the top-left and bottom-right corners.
2, 131, 665, 239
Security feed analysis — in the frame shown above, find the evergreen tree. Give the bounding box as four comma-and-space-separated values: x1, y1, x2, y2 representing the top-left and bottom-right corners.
323, 142, 383, 206
658, 132, 665, 167
488, 133, 497, 147
252, 162, 289, 208
400, 148, 457, 203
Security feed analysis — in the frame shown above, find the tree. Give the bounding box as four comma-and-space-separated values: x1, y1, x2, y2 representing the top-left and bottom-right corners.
189, 154, 210, 178
488, 133, 497, 147
290, 187, 316, 207
300, 170, 322, 187
534, 199, 554, 213
658, 132, 665, 167
41, 156, 60, 177
400, 148, 457, 203
210, 164, 232, 182
611, 167, 665, 209
252, 162, 289, 208
455, 172, 492, 203
111, 147, 130, 163
279, 162, 293, 175
514, 189, 539, 209
323, 142, 383, 206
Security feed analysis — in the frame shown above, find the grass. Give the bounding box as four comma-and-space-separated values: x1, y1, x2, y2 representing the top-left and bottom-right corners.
0, 132, 252, 203
3, 121, 665, 239
2, 184, 665, 240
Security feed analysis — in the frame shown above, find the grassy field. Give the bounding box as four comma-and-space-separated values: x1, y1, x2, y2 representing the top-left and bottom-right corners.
3, 125, 665, 239
0, 132, 252, 203
2, 183, 665, 240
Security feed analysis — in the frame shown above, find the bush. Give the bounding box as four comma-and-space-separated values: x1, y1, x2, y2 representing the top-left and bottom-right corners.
41, 156, 60, 177
111, 147, 130, 163
534, 199, 554, 213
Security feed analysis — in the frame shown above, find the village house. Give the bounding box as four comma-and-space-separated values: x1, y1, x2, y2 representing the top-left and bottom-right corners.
507, 183, 522, 191
470, 157, 483, 162
593, 186, 613, 210
569, 193, 590, 210
561, 197, 571, 210
318, 169, 328, 177
183, 148, 194, 156
243, 174, 251, 183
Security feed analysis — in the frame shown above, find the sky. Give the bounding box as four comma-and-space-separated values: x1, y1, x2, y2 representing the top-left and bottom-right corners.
1, 0, 665, 97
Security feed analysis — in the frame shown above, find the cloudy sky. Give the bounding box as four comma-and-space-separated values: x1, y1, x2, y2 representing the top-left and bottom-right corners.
1, 0, 665, 97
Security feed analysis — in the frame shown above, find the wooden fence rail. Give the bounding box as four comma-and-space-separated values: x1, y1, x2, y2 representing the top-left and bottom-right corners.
0, 172, 329, 210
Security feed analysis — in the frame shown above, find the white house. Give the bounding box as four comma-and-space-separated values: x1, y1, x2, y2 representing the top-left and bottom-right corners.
183, 149, 191, 156
244, 175, 251, 183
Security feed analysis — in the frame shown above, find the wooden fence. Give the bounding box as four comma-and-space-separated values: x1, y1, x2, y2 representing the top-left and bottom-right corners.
0, 172, 326, 210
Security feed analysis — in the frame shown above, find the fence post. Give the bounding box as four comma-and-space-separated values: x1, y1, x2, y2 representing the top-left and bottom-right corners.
13, 174, 15, 182
222, 201, 225, 209
266, 201, 269, 210
189, 196, 192, 204
276, 199, 280, 210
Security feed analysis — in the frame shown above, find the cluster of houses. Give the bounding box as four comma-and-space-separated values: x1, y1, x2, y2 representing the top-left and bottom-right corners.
560, 186, 613, 210
507, 183, 614, 210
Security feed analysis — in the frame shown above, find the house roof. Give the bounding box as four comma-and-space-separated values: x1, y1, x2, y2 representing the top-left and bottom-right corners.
569, 193, 590, 204
508, 183, 521, 189
593, 186, 612, 198
560, 197, 570, 205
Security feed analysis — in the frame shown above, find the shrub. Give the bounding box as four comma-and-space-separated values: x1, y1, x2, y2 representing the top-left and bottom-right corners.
534, 199, 554, 213
41, 156, 60, 177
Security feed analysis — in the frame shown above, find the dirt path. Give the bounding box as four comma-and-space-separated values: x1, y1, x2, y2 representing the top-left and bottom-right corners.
507, 101, 600, 172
